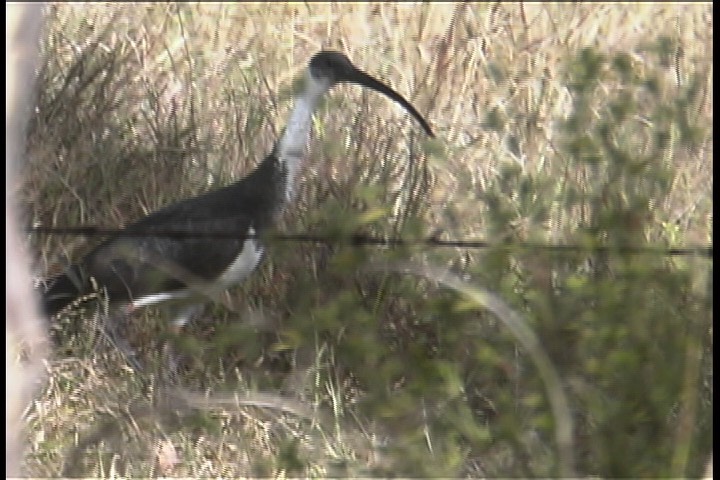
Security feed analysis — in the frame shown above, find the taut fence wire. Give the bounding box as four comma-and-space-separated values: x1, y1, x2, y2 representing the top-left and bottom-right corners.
29, 225, 712, 258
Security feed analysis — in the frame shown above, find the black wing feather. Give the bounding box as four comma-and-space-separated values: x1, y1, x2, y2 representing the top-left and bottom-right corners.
43, 154, 285, 315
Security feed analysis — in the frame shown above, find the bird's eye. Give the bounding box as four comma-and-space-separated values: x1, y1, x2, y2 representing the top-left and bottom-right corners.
320, 58, 333, 70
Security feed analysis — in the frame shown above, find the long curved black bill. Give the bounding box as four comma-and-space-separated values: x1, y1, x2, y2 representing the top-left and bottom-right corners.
343, 69, 434, 137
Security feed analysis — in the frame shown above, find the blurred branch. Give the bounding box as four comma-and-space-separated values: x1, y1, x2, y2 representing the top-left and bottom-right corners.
6, 3, 49, 477
381, 260, 576, 478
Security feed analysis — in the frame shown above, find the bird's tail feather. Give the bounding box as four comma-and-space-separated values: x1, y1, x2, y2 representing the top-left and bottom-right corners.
42, 264, 93, 316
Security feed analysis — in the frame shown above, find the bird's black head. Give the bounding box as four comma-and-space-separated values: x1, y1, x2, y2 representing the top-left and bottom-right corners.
308, 50, 434, 137
309, 51, 356, 84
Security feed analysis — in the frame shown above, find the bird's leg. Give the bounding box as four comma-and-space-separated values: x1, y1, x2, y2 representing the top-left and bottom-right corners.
102, 306, 145, 372
162, 303, 204, 382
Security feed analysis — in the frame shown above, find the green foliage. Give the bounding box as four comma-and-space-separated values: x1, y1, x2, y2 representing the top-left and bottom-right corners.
250, 36, 712, 476
453, 39, 711, 477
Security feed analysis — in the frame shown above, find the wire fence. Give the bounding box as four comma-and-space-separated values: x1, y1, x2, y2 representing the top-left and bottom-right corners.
29, 225, 713, 257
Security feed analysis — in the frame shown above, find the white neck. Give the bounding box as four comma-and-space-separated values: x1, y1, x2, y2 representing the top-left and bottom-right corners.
276, 72, 332, 202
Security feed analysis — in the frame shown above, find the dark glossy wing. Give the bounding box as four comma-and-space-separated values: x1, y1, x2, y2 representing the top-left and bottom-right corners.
82, 215, 257, 302
68, 154, 285, 304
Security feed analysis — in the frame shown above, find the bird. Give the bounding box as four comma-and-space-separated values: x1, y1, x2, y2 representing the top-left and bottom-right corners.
41, 50, 434, 368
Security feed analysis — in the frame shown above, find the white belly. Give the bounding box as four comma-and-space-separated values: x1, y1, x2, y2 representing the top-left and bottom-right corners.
216, 227, 265, 287
131, 227, 264, 308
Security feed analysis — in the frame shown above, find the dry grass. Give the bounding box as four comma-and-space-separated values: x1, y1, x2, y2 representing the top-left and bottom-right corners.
18, 3, 712, 477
